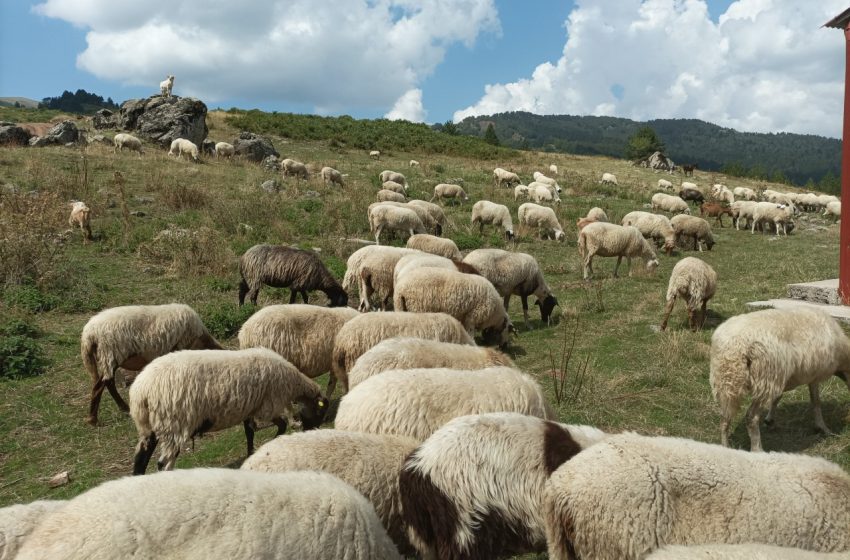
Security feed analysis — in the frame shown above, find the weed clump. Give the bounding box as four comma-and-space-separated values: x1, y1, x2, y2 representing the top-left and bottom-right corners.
0, 318, 46, 380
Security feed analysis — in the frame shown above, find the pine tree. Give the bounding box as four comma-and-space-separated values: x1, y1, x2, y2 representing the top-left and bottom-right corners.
625, 126, 664, 161
483, 123, 500, 146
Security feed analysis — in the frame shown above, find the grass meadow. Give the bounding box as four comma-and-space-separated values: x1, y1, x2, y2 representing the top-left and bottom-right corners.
1, 109, 848, 555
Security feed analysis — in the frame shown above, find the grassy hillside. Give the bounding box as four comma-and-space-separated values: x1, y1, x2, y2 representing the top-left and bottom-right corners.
1, 110, 847, 558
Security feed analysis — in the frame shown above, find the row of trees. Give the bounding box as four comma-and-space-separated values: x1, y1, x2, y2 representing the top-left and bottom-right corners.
39, 89, 118, 114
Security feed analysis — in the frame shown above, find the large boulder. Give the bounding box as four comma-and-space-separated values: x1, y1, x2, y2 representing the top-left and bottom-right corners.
118, 96, 207, 147
92, 109, 117, 130
45, 120, 80, 144
233, 132, 279, 162
0, 122, 32, 145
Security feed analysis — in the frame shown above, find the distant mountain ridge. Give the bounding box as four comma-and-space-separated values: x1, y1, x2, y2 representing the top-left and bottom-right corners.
0, 97, 40, 109
453, 111, 841, 186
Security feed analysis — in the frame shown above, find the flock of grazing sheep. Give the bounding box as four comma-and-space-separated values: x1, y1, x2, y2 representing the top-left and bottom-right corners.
6, 123, 850, 559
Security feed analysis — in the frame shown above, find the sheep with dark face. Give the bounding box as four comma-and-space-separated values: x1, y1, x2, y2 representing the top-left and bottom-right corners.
238, 244, 347, 307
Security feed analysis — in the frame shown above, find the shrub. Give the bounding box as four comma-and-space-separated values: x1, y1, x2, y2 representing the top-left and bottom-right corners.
0, 318, 46, 380
4, 284, 58, 313
0, 189, 66, 286
138, 225, 235, 276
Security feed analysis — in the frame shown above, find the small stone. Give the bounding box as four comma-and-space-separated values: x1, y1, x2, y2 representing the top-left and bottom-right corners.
261, 179, 280, 193
303, 190, 321, 199
48, 471, 70, 488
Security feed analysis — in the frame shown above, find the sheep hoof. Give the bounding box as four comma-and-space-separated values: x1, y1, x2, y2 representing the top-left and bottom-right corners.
85, 416, 98, 426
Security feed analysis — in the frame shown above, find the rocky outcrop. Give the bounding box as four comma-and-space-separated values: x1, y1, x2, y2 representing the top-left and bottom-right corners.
118, 96, 207, 147
92, 109, 117, 130
233, 132, 279, 162
0, 122, 32, 145
27, 121, 81, 147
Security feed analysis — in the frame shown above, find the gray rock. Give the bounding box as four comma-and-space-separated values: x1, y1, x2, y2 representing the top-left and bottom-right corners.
303, 191, 321, 199
234, 132, 279, 162
261, 179, 280, 193
262, 155, 282, 171
92, 109, 117, 130
118, 95, 208, 147
87, 134, 108, 144
45, 121, 80, 144
0, 124, 32, 146
29, 136, 50, 147
134, 196, 154, 204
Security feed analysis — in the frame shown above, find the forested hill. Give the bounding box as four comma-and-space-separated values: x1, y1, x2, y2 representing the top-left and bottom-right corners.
452, 112, 841, 186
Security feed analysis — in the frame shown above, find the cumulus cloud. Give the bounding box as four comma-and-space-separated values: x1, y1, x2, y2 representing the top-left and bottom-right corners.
34, 0, 499, 112
453, 0, 846, 137
384, 88, 427, 122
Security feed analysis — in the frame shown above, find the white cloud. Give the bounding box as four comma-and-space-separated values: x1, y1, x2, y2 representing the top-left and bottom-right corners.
453, 0, 847, 137
34, 0, 499, 112
384, 88, 427, 122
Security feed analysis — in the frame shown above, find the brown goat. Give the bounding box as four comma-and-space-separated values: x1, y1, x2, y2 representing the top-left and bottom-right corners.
700, 202, 733, 228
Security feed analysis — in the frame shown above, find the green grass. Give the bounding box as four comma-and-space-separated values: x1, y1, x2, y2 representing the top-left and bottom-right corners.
0, 106, 66, 124
1, 112, 848, 552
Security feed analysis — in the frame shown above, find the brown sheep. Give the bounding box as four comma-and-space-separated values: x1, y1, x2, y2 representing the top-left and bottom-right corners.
700, 202, 733, 228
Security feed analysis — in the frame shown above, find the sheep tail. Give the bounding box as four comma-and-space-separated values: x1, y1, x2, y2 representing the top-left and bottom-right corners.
82, 336, 100, 383
577, 230, 588, 259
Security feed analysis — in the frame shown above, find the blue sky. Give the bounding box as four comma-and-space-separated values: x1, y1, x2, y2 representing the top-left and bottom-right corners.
1, 0, 845, 137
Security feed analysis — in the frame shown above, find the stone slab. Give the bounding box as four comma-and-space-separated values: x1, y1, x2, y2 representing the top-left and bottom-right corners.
786, 278, 841, 305
747, 298, 850, 323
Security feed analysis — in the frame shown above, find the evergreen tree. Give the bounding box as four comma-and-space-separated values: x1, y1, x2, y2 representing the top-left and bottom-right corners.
483, 123, 500, 146
441, 120, 458, 135
625, 126, 664, 161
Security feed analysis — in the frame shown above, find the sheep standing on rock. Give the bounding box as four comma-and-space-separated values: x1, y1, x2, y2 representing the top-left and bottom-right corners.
518, 203, 566, 241
130, 348, 329, 473
214, 141, 234, 158
671, 214, 715, 251
347, 337, 512, 389
238, 244, 347, 307
578, 222, 659, 280
710, 307, 850, 451
238, 304, 359, 399
68, 201, 92, 242
112, 133, 143, 158
320, 166, 344, 187
168, 138, 198, 161
660, 257, 717, 331
544, 433, 850, 560
16, 470, 403, 560
493, 167, 521, 188
370, 204, 427, 244
281, 158, 309, 179
331, 311, 475, 391
431, 183, 468, 204
81, 303, 221, 426
400, 413, 606, 560
242, 429, 419, 556
406, 233, 461, 260
621, 210, 676, 255
335, 367, 555, 441
159, 75, 174, 97
463, 248, 558, 327
600, 172, 618, 185
394, 267, 513, 345
471, 200, 515, 240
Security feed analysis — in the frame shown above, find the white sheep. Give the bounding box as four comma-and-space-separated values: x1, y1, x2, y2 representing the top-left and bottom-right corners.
471, 200, 515, 239
657, 178, 673, 190
463, 248, 558, 327
600, 172, 618, 185
430, 183, 468, 204
514, 184, 530, 201
68, 200, 92, 242
392, 253, 480, 291
406, 233, 462, 260
342, 245, 420, 311
824, 200, 841, 219
281, 158, 309, 179
585, 207, 609, 222
518, 202, 566, 241
493, 167, 521, 188
376, 189, 405, 202
370, 150, 381, 159
112, 133, 143, 158
652, 192, 691, 214
0, 500, 66, 560
681, 181, 699, 191
347, 337, 512, 389
532, 172, 561, 192
578, 222, 659, 280
331, 311, 475, 391
544, 432, 850, 560
159, 75, 174, 97
130, 348, 329, 473
167, 138, 199, 161
660, 257, 717, 331
369, 204, 427, 244
671, 214, 715, 251
751, 201, 795, 236
80, 303, 221, 425
621, 210, 676, 255
320, 166, 344, 187
242, 429, 419, 556
400, 413, 606, 559
379, 170, 407, 187
529, 183, 559, 204
237, 304, 359, 399
731, 200, 758, 230
15, 469, 403, 560
732, 186, 756, 200
369, 200, 439, 235
408, 199, 448, 234
382, 180, 406, 194
394, 267, 513, 345
647, 543, 850, 559
212, 141, 234, 158
711, 183, 735, 204
710, 307, 850, 451
409, 159, 420, 167
549, 163, 558, 175
335, 367, 556, 441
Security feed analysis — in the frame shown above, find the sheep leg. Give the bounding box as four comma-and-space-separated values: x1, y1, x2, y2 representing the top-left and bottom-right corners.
520, 294, 531, 329
106, 378, 129, 413
325, 374, 338, 400
764, 394, 783, 425
744, 401, 765, 452
660, 297, 676, 331
375, 225, 382, 245
272, 416, 288, 437
687, 306, 696, 331
809, 383, 834, 436
158, 450, 179, 472
699, 299, 708, 329
132, 433, 158, 475
243, 419, 256, 456
87, 378, 107, 425
583, 256, 593, 281
289, 290, 298, 304
613, 256, 622, 278
300, 290, 308, 304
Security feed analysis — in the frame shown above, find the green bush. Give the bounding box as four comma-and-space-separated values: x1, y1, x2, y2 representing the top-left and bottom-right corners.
4, 284, 58, 313
0, 318, 46, 380
202, 301, 257, 340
